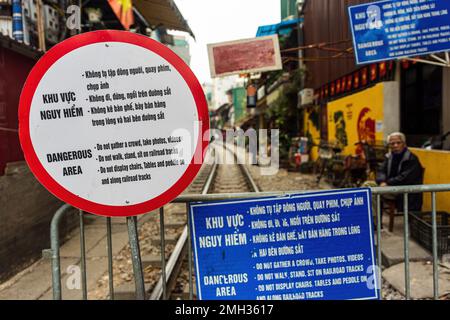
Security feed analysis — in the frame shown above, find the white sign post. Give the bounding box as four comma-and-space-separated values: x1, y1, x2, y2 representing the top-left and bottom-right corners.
19, 30, 209, 217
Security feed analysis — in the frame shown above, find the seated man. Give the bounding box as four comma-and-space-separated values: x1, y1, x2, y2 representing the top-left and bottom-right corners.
376, 132, 424, 215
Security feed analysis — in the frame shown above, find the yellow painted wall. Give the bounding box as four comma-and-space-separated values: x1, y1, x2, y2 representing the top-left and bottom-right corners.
410, 148, 450, 212
327, 83, 385, 156
315, 82, 450, 213
304, 105, 321, 160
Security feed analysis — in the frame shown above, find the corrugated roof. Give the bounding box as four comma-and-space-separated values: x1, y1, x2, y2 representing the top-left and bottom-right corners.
133, 0, 195, 39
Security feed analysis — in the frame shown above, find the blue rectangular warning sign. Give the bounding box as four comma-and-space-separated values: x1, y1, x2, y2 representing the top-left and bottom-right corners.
348, 0, 450, 64
189, 189, 380, 300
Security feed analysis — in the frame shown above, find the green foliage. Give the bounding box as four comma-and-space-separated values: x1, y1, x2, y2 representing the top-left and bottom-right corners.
267, 69, 304, 156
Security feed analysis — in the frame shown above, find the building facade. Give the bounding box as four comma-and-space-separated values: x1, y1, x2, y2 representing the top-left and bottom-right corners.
301, 0, 450, 211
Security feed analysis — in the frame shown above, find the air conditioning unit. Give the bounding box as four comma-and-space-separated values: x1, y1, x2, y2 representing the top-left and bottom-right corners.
299, 88, 314, 106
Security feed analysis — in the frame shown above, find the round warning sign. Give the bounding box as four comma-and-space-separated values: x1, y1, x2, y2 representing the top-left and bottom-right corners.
19, 30, 209, 217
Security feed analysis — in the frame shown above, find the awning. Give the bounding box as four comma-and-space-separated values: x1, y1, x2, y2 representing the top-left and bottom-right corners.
256, 18, 303, 37
0, 34, 42, 59
133, 0, 195, 39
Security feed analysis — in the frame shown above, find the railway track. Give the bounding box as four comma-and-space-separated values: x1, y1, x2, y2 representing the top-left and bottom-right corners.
148, 142, 260, 300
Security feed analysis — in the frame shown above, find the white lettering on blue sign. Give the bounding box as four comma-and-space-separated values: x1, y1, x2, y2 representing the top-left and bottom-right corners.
189, 188, 379, 300
349, 0, 450, 64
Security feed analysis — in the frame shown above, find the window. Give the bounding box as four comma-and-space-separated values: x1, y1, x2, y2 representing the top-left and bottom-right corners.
401, 63, 442, 147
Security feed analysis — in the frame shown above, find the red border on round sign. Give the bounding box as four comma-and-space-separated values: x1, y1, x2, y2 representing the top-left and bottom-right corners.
18, 30, 209, 217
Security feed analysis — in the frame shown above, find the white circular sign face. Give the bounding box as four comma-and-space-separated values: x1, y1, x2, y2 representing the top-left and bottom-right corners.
19, 31, 209, 216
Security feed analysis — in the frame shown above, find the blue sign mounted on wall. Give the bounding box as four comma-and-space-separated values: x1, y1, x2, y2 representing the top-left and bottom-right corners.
189, 189, 380, 300
348, 0, 450, 64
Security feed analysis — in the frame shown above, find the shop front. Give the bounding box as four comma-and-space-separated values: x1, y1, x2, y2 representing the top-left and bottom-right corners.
308, 79, 450, 212
327, 83, 387, 157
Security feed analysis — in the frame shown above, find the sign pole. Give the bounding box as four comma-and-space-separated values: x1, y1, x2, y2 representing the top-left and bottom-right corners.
127, 216, 146, 300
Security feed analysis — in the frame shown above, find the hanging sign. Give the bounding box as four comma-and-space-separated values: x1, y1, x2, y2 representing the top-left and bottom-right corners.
349, 0, 450, 64
19, 30, 209, 217
208, 35, 282, 78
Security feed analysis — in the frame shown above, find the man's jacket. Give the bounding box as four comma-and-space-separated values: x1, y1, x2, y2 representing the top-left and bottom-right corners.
376, 149, 424, 211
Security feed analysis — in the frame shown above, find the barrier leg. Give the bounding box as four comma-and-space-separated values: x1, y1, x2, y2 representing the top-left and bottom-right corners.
127, 216, 146, 300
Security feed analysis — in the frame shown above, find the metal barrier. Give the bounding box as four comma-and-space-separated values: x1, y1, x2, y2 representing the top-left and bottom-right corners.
48, 183, 450, 300
49, 205, 145, 300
